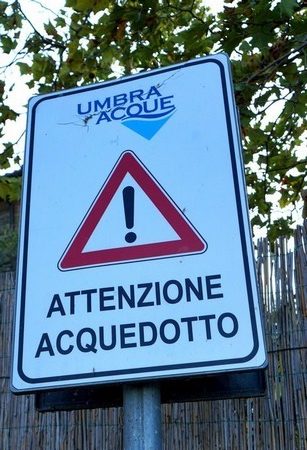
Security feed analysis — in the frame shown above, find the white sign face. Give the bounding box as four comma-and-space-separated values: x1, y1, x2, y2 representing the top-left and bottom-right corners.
12, 54, 266, 392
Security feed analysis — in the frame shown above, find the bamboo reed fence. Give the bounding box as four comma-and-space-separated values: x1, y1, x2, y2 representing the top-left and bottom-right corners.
0, 223, 306, 449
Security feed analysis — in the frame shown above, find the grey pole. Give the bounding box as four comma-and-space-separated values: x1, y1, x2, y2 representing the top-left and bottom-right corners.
123, 383, 162, 450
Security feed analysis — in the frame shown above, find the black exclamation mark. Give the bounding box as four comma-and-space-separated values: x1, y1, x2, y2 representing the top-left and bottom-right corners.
123, 186, 137, 243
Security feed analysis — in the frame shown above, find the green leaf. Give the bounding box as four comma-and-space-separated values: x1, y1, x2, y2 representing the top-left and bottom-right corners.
1, 35, 17, 53
0, 105, 18, 122
239, 40, 252, 53
26, 80, 35, 89
31, 55, 56, 81
279, 189, 290, 208
65, 0, 76, 7
277, 0, 299, 17
44, 21, 59, 37
222, 30, 243, 54
92, 0, 110, 13
0, 1, 8, 13
75, 0, 93, 12
250, 28, 273, 49
55, 16, 66, 28
0, 80, 4, 96
17, 62, 32, 75
251, 215, 265, 227
0, 9, 22, 30
0, 142, 14, 169
0, 176, 21, 202
268, 218, 292, 241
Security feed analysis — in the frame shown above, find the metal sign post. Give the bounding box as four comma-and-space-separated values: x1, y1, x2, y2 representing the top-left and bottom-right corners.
123, 383, 162, 450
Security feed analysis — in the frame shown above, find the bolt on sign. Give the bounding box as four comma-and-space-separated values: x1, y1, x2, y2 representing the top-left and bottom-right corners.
11, 54, 266, 392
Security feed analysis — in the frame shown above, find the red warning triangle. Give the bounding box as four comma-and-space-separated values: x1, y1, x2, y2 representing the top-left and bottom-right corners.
59, 151, 207, 270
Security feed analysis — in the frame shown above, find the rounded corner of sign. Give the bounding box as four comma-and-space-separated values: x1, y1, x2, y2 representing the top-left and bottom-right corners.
28, 93, 48, 111
260, 355, 268, 370
216, 52, 230, 63
241, 338, 267, 367
28, 95, 38, 109
207, 53, 231, 73
257, 349, 268, 369
12, 366, 34, 393
10, 379, 22, 395
245, 353, 268, 373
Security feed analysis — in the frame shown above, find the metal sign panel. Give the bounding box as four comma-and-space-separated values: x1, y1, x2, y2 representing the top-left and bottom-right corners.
12, 54, 266, 392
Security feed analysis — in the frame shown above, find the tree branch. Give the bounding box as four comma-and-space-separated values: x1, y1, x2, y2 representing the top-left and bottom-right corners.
164, 0, 209, 25
267, 159, 307, 173
0, 47, 28, 71
245, 40, 307, 84
29, 0, 60, 17
16, 2, 66, 50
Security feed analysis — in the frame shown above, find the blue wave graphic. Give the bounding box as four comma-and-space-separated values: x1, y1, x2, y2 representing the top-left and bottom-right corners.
122, 111, 175, 140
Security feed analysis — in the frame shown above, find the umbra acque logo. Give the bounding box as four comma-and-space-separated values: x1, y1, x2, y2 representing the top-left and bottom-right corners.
77, 85, 176, 139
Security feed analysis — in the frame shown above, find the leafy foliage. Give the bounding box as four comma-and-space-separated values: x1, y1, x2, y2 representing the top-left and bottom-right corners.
0, 173, 21, 201
0, 225, 18, 270
0, 0, 306, 238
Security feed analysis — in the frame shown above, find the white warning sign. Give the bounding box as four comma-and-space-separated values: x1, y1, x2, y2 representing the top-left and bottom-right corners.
12, 54, 266, 392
